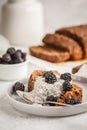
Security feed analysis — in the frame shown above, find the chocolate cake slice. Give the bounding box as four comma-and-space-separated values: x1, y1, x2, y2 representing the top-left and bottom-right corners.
56, 25, 87, 58
43, 33, 83, 60
29, 45, 70, 63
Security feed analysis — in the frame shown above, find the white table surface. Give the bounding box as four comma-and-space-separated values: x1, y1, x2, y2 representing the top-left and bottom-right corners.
0, 96, 87, 130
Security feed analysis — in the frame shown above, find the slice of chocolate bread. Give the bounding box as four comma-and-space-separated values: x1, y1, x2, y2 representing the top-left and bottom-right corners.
29, 45, 70, 63
56, 25, 87, 58
43, 33, 83, 60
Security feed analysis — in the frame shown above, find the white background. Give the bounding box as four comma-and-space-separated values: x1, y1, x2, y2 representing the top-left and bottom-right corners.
0, 0, 87, 32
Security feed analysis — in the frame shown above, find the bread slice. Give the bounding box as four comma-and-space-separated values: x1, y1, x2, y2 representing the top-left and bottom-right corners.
28, 70, 60, 92
29, 45, 70, 63
28, 70, 82, 104
43, 33, 83, 60
57, 84, 82, 104
56, 25, 87, 58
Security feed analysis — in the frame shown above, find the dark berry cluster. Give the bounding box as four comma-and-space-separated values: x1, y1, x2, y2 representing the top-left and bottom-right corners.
60, 73, 72, 92
12, 82, 25, 94
0, 47, 26, 64
65, 98, 81, 105
46, 95, 57, 106
62, 81, 72, 92
60, 73, 72, 81
43, 71, 57, 84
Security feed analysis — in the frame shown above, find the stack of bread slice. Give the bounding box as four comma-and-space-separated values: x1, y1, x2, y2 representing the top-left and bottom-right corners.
30, 25, 87, 63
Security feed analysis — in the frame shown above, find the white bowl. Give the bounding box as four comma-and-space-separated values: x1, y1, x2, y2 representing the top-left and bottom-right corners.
0, 58, 29, 81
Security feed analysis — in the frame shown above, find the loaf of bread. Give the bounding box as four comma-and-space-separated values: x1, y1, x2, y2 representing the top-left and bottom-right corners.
29, 24, 87, 63
43, 33, 83, 60
56, 25, 87, 58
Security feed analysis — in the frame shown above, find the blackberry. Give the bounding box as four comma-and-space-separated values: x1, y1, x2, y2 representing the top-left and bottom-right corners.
9, 60, 14, 64
62, 81, 72, 92
43, 71, 57, 84
0, 57, 2, 64
22, 52, 26, 61
13, 50, 22, 59
60, 73, 72, 81
65, 98, 81, 105
7, 47, 16, 56
2, 53, 11, 63
46, 95, 57, 106
16, 49, 22, 53
75, 100, 81, 104
14, 57, 24, 64
12, 82, 25, 94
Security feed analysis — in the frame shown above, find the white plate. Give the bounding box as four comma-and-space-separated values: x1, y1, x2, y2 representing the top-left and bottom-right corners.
6, 78, 87, 117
